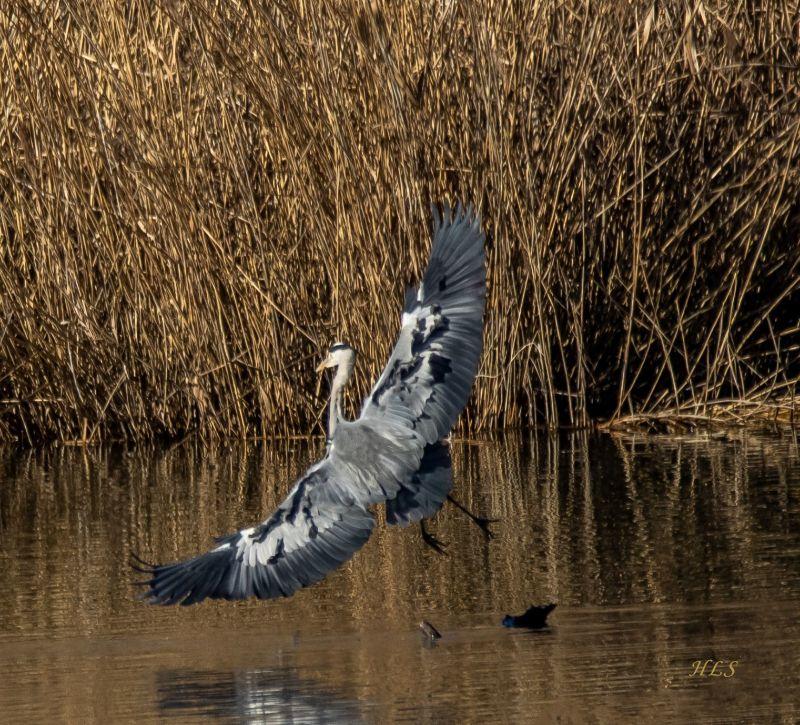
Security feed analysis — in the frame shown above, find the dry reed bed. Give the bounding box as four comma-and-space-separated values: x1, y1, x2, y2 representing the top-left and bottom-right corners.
1, 1, 799, 444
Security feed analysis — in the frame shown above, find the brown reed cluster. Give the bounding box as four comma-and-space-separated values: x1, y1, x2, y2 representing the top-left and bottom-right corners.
1, 1, 799, 444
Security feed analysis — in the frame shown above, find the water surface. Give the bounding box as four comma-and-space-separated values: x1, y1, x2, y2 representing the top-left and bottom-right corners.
1, 432, 799, 722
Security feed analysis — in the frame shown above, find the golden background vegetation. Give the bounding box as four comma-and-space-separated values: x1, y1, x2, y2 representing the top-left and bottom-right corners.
1, 1, 799, 443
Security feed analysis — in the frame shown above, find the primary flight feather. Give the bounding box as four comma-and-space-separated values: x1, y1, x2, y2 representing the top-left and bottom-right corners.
133, 203, 486, 605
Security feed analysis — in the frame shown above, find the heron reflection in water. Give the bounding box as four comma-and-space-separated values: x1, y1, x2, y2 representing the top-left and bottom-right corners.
134, 204, 492, 605
157, 667, 368, 723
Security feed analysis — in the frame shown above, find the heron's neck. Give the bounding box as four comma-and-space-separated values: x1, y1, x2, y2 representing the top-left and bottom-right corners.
327, 364, 352, 440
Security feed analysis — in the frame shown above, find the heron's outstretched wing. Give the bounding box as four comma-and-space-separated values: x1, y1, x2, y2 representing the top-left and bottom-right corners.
135, 417, 424, 606
135, 463, 373, 605
361, 203, 486, 444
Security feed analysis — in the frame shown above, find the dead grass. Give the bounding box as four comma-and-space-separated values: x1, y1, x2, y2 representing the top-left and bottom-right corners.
1, 1, 799, 444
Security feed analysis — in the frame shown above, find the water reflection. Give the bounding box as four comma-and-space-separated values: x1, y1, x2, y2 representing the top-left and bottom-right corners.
157, 667, 367, 723
0, 431, 799, 721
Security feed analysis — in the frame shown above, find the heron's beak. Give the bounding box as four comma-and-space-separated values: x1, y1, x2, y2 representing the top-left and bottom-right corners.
315, 355, 332, 374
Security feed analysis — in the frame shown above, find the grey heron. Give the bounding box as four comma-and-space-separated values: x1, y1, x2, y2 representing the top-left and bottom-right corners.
134, 203, 487, 605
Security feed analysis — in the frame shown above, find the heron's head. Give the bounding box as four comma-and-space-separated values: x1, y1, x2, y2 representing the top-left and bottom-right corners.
315, 342, 356, 374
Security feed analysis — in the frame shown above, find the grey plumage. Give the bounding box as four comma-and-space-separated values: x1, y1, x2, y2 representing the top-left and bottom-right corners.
134, 203, 486, 605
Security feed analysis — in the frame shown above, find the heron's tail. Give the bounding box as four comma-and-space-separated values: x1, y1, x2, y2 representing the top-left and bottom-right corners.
385, 441, 452, 526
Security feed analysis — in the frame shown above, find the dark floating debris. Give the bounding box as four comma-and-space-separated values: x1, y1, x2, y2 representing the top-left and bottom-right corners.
502, 603, 556, 629
419, 620, 442, 642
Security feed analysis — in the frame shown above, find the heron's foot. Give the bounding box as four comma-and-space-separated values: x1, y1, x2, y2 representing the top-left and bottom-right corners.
420, 522, 448, 556
446, 495, 498, 541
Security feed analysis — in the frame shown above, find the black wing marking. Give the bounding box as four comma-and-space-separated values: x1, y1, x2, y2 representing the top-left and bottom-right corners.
361, 203, 486, 443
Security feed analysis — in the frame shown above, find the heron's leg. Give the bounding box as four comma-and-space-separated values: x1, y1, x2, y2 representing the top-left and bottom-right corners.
447, 495, 498, 540
420, 521, 448, 556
